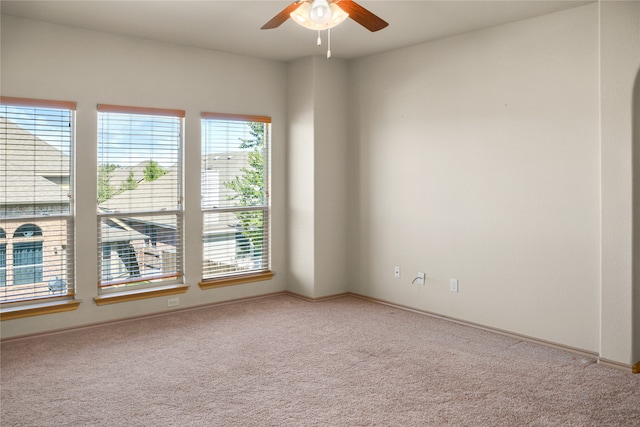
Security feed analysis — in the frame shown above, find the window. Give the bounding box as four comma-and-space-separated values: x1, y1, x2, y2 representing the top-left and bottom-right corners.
0, 97, 75, 303
13, 224, 43, 285
0, 228, 6, 287
201, 113, 271, 284
97, 105, 184, 292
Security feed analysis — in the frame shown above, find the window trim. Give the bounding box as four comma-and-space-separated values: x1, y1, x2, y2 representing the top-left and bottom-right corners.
0, 299, 80, 321
199, 271, 274, 290
201, 112, 271, 123
0, 96, 76, 110
93, 283, 188, 306
98, 104, 185, 118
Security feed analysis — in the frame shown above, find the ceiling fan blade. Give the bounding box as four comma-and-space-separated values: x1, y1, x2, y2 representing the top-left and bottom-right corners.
336, 0, 388, 32
261, 1, 305, 30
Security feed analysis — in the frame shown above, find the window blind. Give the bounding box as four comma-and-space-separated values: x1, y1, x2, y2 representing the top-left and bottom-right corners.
97, 105, 183, 289
201, 113, 271, 281
0, 97, 75, 303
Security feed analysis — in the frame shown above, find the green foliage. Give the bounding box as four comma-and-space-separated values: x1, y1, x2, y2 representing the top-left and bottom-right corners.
224, 150, 265, 206
143, 160, 168, 182
223, 122, 266, 256
98, 164, 118, 204
119, 171, 138, 192
238, 122, 264, 150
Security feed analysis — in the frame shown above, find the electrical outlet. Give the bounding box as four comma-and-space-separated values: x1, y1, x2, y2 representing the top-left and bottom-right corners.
416, 272, 425, 286
394, 266, 401, 278
450, 279, 459, 293
168, 297, 179, 308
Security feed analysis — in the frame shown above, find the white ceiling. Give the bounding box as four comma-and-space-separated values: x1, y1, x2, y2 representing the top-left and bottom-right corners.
1, 0, 592, 61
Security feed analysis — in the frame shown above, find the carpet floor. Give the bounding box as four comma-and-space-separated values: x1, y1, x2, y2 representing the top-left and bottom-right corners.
1, 294, 639, 426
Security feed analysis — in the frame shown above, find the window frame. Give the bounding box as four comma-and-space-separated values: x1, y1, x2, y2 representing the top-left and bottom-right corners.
199, 112, 273, 288
0, 96, 76, 307
95, 104, 186, 298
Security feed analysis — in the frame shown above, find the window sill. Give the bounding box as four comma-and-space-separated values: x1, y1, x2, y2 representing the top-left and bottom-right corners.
199, 271, 274, 290
94, 284, 189, 306
1, 299, 80, 321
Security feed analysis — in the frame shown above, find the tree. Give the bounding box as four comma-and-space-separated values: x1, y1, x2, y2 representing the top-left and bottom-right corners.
119, 171, 139, 192
223, 122, 266, 259
143, 160, 168, 182
98, 164, 118, 203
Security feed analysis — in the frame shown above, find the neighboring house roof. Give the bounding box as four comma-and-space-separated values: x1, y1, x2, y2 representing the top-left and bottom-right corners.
108, 160, 152, 191
100, 166, 179, 213
99, 169, 178, 230
1, 172, 69, 206
0, 116, 70, 206
102, 150, 252, 214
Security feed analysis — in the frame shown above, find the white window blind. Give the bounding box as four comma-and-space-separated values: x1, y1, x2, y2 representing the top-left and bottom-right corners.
97, 105, 183, 289
201, 113, 271, 281
0, 97, 75, 303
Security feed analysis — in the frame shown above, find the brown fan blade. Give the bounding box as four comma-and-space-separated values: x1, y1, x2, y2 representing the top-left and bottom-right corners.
261, 1, 305, 29
336, 0, 388, 32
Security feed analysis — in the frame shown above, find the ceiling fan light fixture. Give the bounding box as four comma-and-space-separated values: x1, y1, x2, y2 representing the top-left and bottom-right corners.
309, 0, 332, 25
290, 1, 349, 31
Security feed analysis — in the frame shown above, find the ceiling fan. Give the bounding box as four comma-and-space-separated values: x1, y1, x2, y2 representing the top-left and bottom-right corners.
261, 0, 388, 32
261, 0, 389, 58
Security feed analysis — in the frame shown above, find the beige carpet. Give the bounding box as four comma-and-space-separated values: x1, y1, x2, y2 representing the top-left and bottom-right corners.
1, 294, 639, 426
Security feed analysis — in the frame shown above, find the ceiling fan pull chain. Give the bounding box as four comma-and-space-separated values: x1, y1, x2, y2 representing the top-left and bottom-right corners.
327, 28, 332, 59
317, 30, 322, 46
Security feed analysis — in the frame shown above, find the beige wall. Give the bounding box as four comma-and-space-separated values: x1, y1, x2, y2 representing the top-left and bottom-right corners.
1, 15, 288, 337
348, 4, 601, 353
287, 58, 316, 297
287, 57, 349, 298
599, 0, 640, 365
312, 57, 349, 297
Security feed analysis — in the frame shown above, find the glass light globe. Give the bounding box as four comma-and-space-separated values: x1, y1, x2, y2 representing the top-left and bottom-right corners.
309, 0, 333, 25
290, 1, 349, 31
